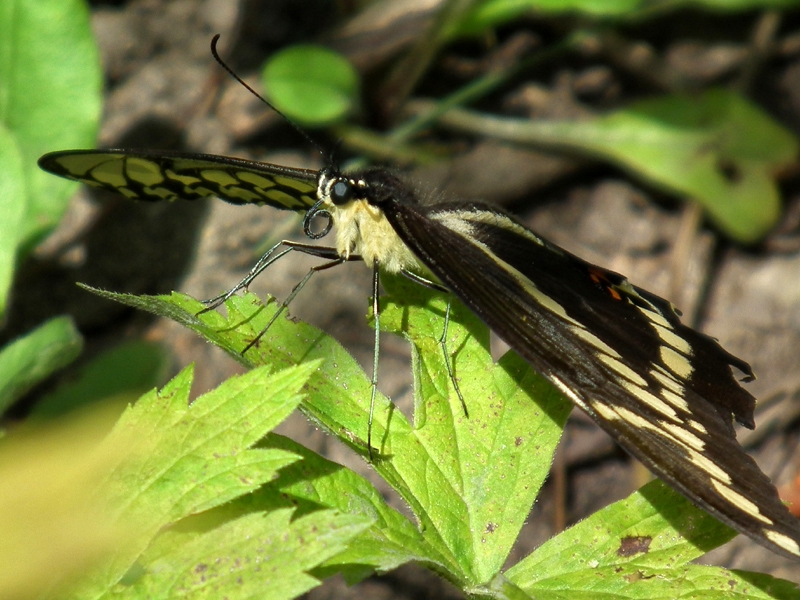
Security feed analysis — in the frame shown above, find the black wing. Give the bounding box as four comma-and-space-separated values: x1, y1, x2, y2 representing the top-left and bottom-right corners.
38, 149, 319, 212
383, 199, 800, 559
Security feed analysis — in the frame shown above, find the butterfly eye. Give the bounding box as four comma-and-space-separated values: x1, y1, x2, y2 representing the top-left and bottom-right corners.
330, 179, 354, 205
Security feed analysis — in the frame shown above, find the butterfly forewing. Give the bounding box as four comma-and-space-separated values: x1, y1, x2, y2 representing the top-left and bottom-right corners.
381, 198, 800, 559
38, 150, 318, 212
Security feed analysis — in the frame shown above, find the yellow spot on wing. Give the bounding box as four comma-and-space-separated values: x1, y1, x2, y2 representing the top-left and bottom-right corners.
619, 381, 678, 421
524, 284, 584, 329
201, 169, 239, 186
429, 211, 586, 329
610, 407, 725, 482
236, 171, 276, 188
58, 154, 109, 176
143, 186, 174, 199
224, 187, 262, 203
650, 368, 685, 396
590, 401, 719, 481
687, 447, 730, 484
192, 186, 217, 197
591, 401, 621, 423
661, 345, 693, 379
91, 161, 126, 187
165, 170, 202, 185
613, 405, 652, 430
274, 175, 315, 193
660, 388, 690, 412
549, 375, 586, 408
653, 322, 692, 355
661, 422, 704, 451
597, 353, 648, 387
431, 211, 478, 240
461, 209, 547, 248
639, 305, 672, 329
688, 420, 707, 434
765, 530, 800, 555
571, 325, 622, 359
126, 158, 165, 186
265, 188, 305, 209
711, 479, 772, 524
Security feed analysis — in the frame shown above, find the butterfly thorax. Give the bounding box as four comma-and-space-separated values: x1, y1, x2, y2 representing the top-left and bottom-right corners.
318, 168, 424, 274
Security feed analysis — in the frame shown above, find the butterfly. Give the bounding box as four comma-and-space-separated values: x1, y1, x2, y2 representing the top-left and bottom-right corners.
37, 145, 800, 560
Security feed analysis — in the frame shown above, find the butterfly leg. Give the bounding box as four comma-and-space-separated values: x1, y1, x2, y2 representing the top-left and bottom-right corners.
200, 241, 293, 312
400, 269, 448, 293
241, 252, 350, 354
441, 301, 468, 417
400, 270, 467, 417
201, 240, 346, 312
367, 261, 381, 460
401, 270, 469, 417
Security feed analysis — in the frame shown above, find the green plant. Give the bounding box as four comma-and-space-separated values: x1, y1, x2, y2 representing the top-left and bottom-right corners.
29, 275, 791, 599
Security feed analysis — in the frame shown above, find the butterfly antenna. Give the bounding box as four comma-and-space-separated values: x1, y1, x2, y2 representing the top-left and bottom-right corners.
210, 35, 329, 160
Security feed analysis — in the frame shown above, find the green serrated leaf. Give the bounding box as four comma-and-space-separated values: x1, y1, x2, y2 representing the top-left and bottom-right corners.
508, 480, 737, 589
263, 44, 359, 126
81, 277, 571, 588
115, 508, 372, 600
379, 274, 572, 582
105, 364, 312, 520
514, 562, 798, 599
67, 363, 315, 598
505, 480, 800, 598
256, 433, 432, 584
80, 279, 800, 596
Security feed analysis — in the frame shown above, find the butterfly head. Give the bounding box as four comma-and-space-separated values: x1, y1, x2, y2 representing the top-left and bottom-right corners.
312, 167, 422, 273
316, 167, 365, 208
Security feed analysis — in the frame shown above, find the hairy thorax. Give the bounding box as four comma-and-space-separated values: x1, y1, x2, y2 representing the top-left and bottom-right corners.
329, 200, 422, 274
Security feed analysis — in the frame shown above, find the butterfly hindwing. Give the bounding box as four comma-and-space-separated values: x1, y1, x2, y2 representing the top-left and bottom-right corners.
38, 149, 319, 212
381, 198, 800, 559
